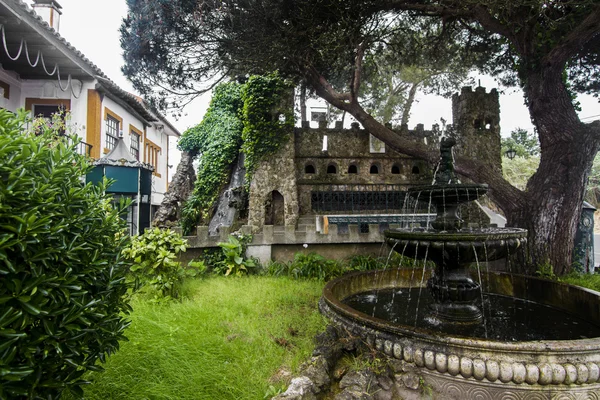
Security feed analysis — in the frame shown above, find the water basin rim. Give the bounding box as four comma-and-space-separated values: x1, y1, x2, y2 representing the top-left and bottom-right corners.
321, 268, 600, 351
408, 183, 489, 193
384, 228, 528, 242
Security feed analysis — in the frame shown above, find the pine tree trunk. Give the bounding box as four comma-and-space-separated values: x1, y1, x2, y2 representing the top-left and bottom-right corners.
506, 70, 600, 274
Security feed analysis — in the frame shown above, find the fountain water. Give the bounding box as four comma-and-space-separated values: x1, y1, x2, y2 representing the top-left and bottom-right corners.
320, 138, 600, 398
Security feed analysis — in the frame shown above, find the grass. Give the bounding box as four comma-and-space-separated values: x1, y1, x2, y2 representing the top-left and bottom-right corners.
71, 276, 326, 400
561, 273, 600, 292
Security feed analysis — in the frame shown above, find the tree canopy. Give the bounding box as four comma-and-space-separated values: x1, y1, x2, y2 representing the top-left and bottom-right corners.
121, 0, 600, 274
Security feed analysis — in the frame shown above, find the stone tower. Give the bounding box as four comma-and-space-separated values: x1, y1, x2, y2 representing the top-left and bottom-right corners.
452, 86, 502, 174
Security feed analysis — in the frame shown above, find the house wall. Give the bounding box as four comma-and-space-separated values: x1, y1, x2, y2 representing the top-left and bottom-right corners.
0, 65, 173, 207
99, 96, 170, 206
0, 69, 23, 111
145, 124, 170, 205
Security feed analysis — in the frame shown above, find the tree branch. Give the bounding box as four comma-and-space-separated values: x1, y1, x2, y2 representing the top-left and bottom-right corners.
542, 4, 600, 69
372, 1, 469, 18
350, 42, 366, 103
305, 67, 353, 111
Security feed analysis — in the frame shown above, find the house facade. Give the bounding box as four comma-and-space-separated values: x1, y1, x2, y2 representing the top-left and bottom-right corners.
0, 0, 180, 229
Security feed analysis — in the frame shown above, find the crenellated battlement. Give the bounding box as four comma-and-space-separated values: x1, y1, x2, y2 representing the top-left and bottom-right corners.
296, 123, 446, 135
453, 85, 499, 100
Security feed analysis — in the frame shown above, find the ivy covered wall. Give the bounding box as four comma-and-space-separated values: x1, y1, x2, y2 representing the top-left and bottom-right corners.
178, 73, 294, 235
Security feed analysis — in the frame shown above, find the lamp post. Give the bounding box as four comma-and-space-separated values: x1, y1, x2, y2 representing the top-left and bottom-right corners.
505, 148, 517, 160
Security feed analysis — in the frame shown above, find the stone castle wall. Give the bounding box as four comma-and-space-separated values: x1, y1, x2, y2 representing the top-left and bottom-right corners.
247, 133, 299, 230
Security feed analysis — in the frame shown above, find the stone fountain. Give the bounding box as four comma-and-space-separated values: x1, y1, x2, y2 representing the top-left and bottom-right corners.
320, 138, 600, 398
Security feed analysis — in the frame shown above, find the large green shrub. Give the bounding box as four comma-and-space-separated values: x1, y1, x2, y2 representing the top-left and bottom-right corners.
0, 110, 131, 399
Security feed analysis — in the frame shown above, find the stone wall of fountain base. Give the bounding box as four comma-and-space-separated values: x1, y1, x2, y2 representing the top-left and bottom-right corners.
320, 268, 600, 398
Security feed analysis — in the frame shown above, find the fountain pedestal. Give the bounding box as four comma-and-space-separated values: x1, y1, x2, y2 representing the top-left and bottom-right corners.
385, 137, 518, 325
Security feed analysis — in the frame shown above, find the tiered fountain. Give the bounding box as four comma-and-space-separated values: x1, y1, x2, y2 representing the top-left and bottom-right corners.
320, 138, 600, 398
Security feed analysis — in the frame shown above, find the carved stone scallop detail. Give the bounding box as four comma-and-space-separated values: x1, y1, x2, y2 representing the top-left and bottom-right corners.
538, 363, 553, 385
435, 353, 448, 373
460, 357, 473, 379
383, 340, 393, 356
447, 355, 460, 376
499, 362, 513, 383
392, 342, 402, 359
473, 359, 486, 381
525, 364, 540, 385
512, 363, 526, 384
576, 363, 589, 384
413, 348, 424, 367
564, 363, 577, 385
403, 346, 413, 363
588, 363, 600, 383
424, 350, 436, 370
552, 363, 566, 384
485, 360, 500, 382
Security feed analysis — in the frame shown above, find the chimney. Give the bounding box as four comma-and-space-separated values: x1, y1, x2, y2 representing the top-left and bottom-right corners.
31, 0, 62, 32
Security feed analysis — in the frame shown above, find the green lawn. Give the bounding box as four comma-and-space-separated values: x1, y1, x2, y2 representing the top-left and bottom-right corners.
75, 276, 326, 400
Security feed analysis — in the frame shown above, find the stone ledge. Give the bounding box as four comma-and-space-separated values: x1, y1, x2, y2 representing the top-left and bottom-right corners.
184, 223, 391, 249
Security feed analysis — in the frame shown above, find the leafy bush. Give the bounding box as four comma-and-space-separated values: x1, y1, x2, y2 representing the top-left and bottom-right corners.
215, 235, 256, 276
263, 252, 432, 281
288, 253, 343, 281
347, 255, 383, 271
0, 110, 131, 399
195, 247, 226, 270
122, 228, 198, 299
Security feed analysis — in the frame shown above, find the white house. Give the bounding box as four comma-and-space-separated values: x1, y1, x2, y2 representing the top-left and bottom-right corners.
0, 0, 180, 225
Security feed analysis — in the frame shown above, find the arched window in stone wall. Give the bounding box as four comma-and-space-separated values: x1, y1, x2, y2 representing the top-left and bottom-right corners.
391, 164, 401, 174
305, 164, 316, 174
348, 164, 358, 174
327, 164, 337, 174
370, 164, 379, 174
412, 165, 420, 174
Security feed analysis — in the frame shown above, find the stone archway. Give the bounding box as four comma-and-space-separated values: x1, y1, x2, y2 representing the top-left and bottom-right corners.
265, 190, 285, 225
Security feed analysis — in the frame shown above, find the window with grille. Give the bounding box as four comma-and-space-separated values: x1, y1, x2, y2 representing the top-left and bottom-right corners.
130, 131, 140, 160
105, 115, 119, 150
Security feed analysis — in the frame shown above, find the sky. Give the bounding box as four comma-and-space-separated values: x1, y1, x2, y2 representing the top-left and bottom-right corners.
53, 0, 598, 153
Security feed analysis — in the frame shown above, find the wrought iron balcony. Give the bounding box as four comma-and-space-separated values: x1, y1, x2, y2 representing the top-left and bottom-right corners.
74, 140, 93, 157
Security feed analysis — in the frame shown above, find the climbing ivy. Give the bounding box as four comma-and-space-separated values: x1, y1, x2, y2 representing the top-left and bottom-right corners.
179, 74, 293, 235
179, 82, 244, 234
240, 72, 295, 183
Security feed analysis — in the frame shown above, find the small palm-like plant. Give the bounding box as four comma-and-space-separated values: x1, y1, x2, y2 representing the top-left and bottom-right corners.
217, 235, 256, 276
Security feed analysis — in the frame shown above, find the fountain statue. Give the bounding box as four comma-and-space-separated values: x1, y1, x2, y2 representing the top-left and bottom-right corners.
320, 138, 600, 398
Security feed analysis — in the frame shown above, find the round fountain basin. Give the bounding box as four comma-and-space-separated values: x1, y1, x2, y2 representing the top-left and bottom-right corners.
385, 227, 528, 263
320, 268, 600, 397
